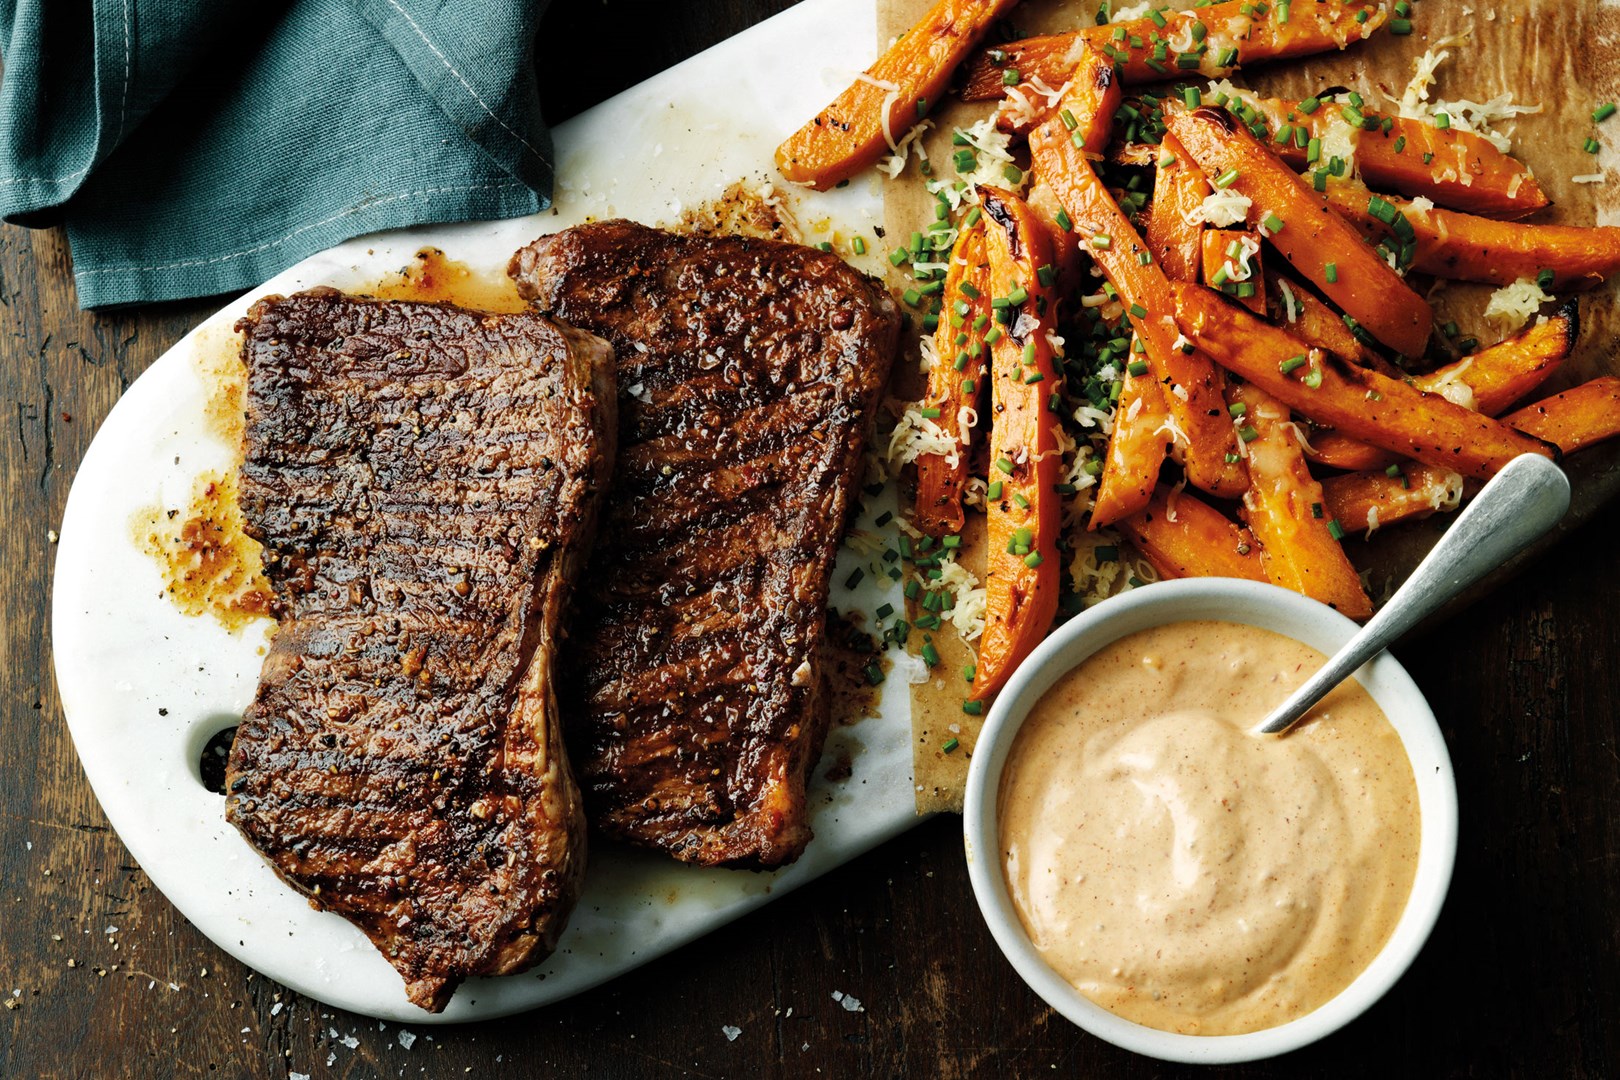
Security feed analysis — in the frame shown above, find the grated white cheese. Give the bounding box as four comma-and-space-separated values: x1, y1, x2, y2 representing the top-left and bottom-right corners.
878, 119, 934, 179
886, 405, 960, 470
1184, 189, 1253, 228
1483, 277, 1553, 332
1385, 30, 1540, 153
1275, 279, 1300, 323
934, 558, 987, 642
1572, 173, 1606, 185
1111, 1, 1153, 20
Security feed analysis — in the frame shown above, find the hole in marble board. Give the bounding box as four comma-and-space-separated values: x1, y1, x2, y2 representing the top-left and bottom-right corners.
197, 722, 239, 795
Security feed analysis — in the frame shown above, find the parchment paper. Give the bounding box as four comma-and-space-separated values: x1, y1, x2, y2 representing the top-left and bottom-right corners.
879, 0, 1620, 812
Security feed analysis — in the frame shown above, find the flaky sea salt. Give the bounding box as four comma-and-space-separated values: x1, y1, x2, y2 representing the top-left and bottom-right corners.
721, 1025, 742, 1042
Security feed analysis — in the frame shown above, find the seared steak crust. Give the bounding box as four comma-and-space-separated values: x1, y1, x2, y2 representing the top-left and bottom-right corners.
224, 289, 615, 1011
509, 221, 899, 868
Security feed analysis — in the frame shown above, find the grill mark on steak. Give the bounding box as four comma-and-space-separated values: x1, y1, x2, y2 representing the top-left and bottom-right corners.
224, 289, 615, 1011
509, 220, 899, 868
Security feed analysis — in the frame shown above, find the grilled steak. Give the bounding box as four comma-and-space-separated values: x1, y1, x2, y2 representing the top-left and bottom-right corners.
224, 289, 615, 1011
509, 221, 900, 868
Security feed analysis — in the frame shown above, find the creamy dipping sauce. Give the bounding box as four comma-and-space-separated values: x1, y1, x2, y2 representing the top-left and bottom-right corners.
999, 620, 1420, 1036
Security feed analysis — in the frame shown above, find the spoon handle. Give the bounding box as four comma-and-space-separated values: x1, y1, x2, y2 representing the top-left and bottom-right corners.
1255, 454, 1570, 736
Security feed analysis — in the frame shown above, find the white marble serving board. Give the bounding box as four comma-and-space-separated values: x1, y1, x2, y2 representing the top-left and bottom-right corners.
50, 0, 923, 1023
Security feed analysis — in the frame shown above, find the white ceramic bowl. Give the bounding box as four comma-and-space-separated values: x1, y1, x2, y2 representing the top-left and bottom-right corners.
962, 577, 1458, 1064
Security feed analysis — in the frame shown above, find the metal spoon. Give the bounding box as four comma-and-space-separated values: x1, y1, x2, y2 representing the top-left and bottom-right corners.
1255, 453, 1571, 737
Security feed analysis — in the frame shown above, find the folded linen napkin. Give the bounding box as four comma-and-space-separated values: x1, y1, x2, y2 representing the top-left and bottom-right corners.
0, 0, 551, 308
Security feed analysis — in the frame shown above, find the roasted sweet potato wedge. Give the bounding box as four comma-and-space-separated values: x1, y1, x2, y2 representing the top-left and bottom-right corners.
972, 186, 1062, 701
1116, 485, 1265, 583
1172, 281, 1557, 479
775, 0, 1020, 190
962, 0, 1386, 99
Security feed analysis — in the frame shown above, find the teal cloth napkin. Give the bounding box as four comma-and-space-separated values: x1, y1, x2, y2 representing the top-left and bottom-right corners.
0, 0, 552, 308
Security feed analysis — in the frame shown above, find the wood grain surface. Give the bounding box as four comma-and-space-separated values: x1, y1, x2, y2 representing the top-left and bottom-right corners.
2, 2, 1617, 1077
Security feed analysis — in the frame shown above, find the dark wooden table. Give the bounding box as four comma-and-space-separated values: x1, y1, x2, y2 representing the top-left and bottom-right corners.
3, 3, 1617, 1077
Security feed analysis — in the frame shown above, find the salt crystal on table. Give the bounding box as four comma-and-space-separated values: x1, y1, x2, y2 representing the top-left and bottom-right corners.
721, 1025, 742, 1042
290, 1074, 310, 1080
397, 1031, 416, 1050
341, 1035, 359, 1050
271, 1002, 283, 1016
833, 991, 864, 1012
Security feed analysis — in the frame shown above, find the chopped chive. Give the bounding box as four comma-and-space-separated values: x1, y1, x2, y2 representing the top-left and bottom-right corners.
852, 237, 866, 255
1229, 402, 1247, 418
1090, 233, 1113, 250
1325, 261, 1338, 283
1303, 368, 1322, 389
1238, 424, 1259, 442
1061, 108, 1078, 131
889, 248, 908, 267
1538, 268, 1556, 289
1128, 360, 1150, 376
1434, 112, 1450, 130
1149, 7, 1167, 27
1055, 209, 1073, 232
1390, 17, 1412, 34
1279, 355, 1307, 376
1012, 490, 1031, 507
1217, 46, 1238, 67
941, 736, 959, 753
1008, 286, 1029, 305
1139, 251, 1153, 265
922, 642, 940, 667
1313, 168, 1328, 192
962, 699, 983, 716
1023, 552, 1044, 568
1263, 212, 1285, 233
960, 281, 981, 300
1002, 68, 1021, 87
963, 206, 982, 228
1298, 96, 1321, 115
1003, 164, 1023, 184
919, 406, 941, 418
1213, 167, 1240, 188
986, 480, 1003, 500
994, 458, 1014, 475
1385, 463, 1404, 478
960, 377, 975, 394
1584, 137, 1601, 155
1183, 86, 1202, 109
1327, 519, 1346, 541
864, 663, 885, 686
1596, 103, 1618, 124
1129, 302, 1148, 319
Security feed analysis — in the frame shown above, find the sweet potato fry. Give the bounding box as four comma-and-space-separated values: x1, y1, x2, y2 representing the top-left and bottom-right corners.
1145, 133, 1208, 283
1264, 272, 1373, 367
1306, 305, 1578, 471
961, 0, 1386, 100
995, 36, 1119, 137
1321, 464, 1465, 534
1214, 94, 1547, 218
1229, 383, 1372, 618
1201, 229, 1266, 314
913, 221, 990, 537
1165, 106, 1433, 358
1325, 377, 1620, 533
1116, 486, 1264, 583
1030, 117, 1245, 497
1325, 182, 1620, 288
972, 187, 1062, 702
1172, 281, 1557, 479
1090, 367, 1171, 529
774, 0, 1020, 190
1501, 376, 1620, 454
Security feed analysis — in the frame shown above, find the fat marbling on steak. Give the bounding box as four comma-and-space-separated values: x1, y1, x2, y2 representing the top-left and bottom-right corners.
509, 220, 900, 868
224, 289, 615, 1011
